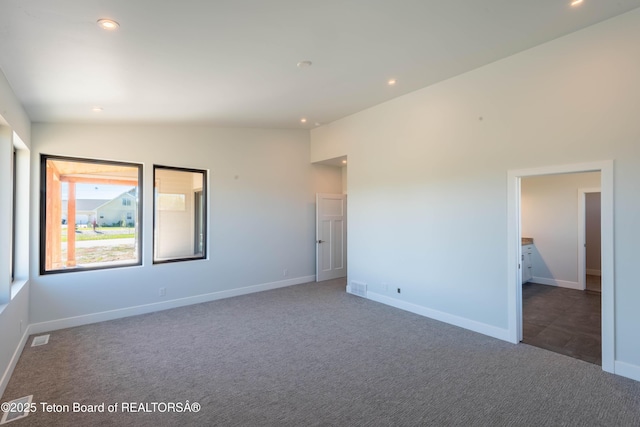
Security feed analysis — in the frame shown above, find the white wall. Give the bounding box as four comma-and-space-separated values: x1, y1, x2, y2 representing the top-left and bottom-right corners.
0, 70, 31, 396
342, 166, 348, 194
0, 72, 30, 144
311, 164, 343, 195
310, 125, 347, 164
0, 279, 29, 396
310, 9, 640, 377
521, 172, 600, 288
585, 192, 602, 274
29, 124, 342, 329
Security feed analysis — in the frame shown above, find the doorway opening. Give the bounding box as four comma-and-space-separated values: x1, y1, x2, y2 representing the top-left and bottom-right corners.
313, 155, 348, 283
580, 189, 601, 294
507, 161, 614, 373
520, 174, 601, 365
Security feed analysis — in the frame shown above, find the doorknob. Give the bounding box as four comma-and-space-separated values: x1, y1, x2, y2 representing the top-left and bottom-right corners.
317, 240, 325, 244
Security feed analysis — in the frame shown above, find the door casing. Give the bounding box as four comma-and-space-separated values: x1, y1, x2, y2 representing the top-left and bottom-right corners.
507, 160, 614, 373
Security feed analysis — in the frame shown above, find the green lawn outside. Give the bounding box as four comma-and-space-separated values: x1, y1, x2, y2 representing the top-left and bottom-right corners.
61, 226, 136, 242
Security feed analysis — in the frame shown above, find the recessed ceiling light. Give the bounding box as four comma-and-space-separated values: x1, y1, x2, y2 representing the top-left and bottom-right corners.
388, 78, 397, 86
97, 19, 120, 30
92, 106, 103, 112
300, 118, 307, 123
297, 60, 312, 69
570, 0, 583, 6
342, 160, 347, 164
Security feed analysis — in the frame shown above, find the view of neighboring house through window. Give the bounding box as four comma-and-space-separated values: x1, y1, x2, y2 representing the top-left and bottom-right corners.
40, 155, 142, 274
153, 166, 207, 263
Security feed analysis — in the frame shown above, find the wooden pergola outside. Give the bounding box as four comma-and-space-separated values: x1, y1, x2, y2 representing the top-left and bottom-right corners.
45, 158, 139, 271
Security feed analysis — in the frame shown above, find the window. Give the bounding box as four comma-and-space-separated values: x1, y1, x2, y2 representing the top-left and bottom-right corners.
122, 198, 132, 206
9, 131, 29, 286
10, 146, 16, 281
153, 166, 207, 263
40, 155, 142, 274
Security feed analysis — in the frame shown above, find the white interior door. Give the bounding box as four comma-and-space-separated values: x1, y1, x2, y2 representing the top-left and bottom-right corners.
316, 193, 347, 282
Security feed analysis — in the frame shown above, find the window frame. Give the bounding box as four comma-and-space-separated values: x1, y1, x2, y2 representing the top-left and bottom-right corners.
39, 154, 143, 275
10, 145, 16, 281
152, 164, 207, 265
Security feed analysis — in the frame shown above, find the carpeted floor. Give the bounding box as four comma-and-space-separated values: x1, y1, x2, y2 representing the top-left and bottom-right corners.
2, 278, 640, 426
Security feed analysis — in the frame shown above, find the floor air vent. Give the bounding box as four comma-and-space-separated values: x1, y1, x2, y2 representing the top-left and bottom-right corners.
0, 395, 33, 424
31, 334, 50, 347
348, 281, 367, 298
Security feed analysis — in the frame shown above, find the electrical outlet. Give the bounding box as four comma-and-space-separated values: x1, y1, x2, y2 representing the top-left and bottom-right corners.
159, 287, 166, 297
397, 288, 401, 294
283, 269, 288, 277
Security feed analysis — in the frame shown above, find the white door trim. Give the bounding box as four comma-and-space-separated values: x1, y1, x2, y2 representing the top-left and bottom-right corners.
578, 187, 601, 291
507, 160, 614, 373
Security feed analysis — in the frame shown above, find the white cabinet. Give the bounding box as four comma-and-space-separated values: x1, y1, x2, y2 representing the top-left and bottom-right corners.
522, 244, 533, 284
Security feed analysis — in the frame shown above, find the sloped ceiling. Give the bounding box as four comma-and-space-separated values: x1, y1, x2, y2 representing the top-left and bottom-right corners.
1, 0, 639, 128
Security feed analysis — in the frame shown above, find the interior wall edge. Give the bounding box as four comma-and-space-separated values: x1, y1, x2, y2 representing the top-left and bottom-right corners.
614, 361, 640, 383
0, 323, 31, 398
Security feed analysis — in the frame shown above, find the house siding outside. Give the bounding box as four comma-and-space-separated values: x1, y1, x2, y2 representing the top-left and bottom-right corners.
61, 192, 136, 226
96, 193, 137, 227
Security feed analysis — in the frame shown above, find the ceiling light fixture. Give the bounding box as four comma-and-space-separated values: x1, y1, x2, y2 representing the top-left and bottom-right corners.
97, 19, 120, 30
92, 106, 103, 112
300, 118, 307, 124
388, 78, 397, 86
342, 160, 347, 164
297, 60, 312, 69
570, 0, 583, 6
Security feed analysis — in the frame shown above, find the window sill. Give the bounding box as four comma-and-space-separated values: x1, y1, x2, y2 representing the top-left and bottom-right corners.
0, 280, 28, 317
11, 279, 28, 300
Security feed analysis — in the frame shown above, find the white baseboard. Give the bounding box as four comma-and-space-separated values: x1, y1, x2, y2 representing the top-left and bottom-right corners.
29, 275, 315, 335
0, 325, 31, 398
530, 276, 582, 290
7, 278, 640, 389
614, 361, 640, 382
586, 269, 602, 277
366, 291, 510, 342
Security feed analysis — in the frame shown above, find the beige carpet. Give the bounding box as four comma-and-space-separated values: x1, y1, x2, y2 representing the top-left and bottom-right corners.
2, 278, 640, 426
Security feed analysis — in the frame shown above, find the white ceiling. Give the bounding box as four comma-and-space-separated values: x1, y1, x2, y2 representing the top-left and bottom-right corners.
1, 1, 639, 129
